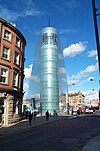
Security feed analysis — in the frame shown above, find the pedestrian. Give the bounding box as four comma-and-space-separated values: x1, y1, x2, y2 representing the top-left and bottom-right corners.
29, 112, 32, 125
56, 112, 58, 117
33, 111, 36, 120
25, 110, 28, 119
77, 109, 80, 115
50, 113, 51, 117
53, 110, 57, 117
46, 110, 49, 121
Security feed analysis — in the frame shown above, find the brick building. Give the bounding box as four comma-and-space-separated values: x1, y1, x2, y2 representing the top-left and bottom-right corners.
0, 18, 26, 126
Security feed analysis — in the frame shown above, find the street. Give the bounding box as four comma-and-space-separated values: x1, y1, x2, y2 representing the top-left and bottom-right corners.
0, 114, 100, 151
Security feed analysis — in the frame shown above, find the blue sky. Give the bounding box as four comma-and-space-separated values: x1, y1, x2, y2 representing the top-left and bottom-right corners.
0, 0, 100, 103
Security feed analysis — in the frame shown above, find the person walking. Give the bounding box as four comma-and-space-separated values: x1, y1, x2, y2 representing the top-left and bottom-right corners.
29, 112, 32, 125
25, 110, 28, 119
46, 110, 49, 121
33, 111, 36, 120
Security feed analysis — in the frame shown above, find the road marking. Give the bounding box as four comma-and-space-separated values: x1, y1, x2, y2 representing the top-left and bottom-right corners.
68, 116, 77, 119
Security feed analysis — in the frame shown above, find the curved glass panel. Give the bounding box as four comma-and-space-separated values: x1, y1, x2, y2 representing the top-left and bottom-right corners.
27, 27, 67, 114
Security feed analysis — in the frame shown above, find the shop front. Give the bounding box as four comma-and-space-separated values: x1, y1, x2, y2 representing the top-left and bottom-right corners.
0, 92, 22, 126
0, 100, 4, 126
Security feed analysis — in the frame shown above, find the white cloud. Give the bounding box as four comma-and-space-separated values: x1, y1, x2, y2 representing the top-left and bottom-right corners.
23, 82, 29, 99
68, 64, 97, 85
0, 0, 46, 21
67, 63, 99, 101
59, 67, 66, 74
0, 6, 21, 21
63, 41, 86, 57
54, 0, 80, 14
58, 53, 63, 60
61, 78, 67, 82
81, 65, 97, 75
30, 75, 40, 82
25, 0, 45, 16
87, 50, 97, 57
59, 29, 76, 34
77, 64, 97, 78
23, 82, 29, 92
83, 89, 99, 102
24, 64, 33, 79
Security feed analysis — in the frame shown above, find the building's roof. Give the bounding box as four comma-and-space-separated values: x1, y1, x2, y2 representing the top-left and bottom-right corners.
68, 91, 85, 97
0, 18, 26, 45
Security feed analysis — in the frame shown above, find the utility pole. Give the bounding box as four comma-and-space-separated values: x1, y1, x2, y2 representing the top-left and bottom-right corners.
92, 0, 100, 102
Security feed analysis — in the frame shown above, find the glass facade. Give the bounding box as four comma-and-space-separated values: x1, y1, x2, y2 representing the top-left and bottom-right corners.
27, 26, 67, 114
40, 27, 59, 113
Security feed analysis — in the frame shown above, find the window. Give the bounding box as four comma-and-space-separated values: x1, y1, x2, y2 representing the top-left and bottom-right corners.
0, 68, 8, 84
41, 33, 58, 46
16, 37, 20, 48
13, 72, 18, 86
4, 29, 11, 41
2, 46, 10, 60
14, 51, 19, 65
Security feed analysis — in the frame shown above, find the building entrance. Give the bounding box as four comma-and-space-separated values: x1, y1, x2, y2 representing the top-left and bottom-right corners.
0, 100, 4, 125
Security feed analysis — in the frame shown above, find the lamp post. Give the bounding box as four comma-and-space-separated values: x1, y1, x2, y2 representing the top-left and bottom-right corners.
67, 83, 75, 114
92, 0, 100, 102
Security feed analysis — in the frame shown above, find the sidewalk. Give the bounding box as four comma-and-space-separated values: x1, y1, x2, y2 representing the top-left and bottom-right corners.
81, 134, 100, 151
0, 115, 66, 136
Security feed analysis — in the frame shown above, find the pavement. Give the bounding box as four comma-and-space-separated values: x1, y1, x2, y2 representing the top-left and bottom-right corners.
0, 114, 100, 151
0, 115, 66, 136
81, 134, 100, 151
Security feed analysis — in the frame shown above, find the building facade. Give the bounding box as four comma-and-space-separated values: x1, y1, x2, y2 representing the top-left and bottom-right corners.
40, 27, 59, 114
68, 91, 85, 107
59, 93, 66, 112
0, 18, 26, 126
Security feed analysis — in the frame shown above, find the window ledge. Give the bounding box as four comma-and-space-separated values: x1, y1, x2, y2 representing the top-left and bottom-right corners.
3, 38, 12, 44
1, 57, 11, 62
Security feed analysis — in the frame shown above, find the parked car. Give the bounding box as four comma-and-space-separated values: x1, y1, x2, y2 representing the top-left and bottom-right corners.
72, 107, 78, 115
89, 108, 93, 114
69, 108, 72, 115
91, 106, 99, 113
85, 107, 93, 114
85, 108, 89, 114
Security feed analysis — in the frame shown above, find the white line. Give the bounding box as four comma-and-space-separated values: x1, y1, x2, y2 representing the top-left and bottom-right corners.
68, 116, 77, 119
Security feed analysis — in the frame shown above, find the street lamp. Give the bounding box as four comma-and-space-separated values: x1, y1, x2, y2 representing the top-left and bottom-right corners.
66, 83, 75, 114
92, 0, 100, 102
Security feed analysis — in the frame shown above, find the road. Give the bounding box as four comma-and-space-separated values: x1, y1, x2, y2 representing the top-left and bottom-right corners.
0, 114, 100, 151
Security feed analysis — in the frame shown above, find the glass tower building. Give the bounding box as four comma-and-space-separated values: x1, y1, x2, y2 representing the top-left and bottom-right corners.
40, 27, 59, 114
27, 25, 67, 115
